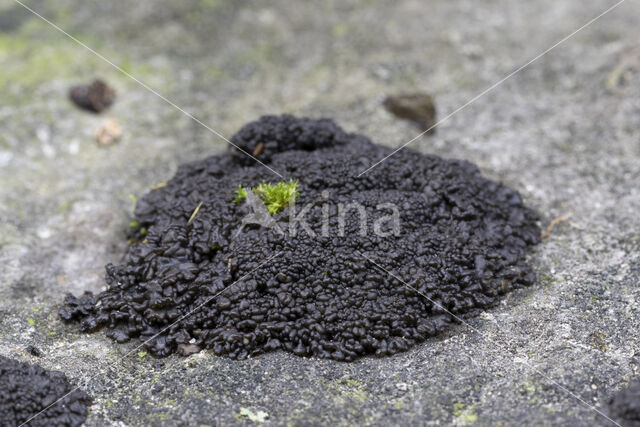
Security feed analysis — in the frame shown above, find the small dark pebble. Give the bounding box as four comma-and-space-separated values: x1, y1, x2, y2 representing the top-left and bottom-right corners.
606, 380, 640, 426
383, 92, 437, 132
26, 345, 43, 357
0, 355, 92, 427
69, 79, 115, 113
60, 114, 540, 361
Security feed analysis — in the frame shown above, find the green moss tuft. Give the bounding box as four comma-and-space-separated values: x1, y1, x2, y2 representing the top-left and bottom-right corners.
256, 180, 299, 214
234, 185, 249, 204
234, 179, 299, 214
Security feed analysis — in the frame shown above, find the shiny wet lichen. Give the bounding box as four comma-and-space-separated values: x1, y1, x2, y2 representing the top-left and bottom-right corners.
59, 114, 540, 361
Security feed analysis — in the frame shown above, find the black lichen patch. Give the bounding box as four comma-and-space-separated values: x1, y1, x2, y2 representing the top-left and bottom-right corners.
59, 291, 97, 323
0, 356, 92, 427
606, 381, 640, 426
60, 114, 540, 361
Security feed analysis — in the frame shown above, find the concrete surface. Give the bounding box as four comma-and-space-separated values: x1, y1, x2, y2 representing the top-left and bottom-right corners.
0, 0, 639, 425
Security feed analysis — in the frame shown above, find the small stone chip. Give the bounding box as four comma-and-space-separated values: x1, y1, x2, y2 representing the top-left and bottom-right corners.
94, 118, 122, 146
69, 79, 115, 113
383, 92, 437, 132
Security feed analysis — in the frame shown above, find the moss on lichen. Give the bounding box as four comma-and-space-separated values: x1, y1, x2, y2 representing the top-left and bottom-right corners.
234, 185, 248, 204
234, 179, 299, 214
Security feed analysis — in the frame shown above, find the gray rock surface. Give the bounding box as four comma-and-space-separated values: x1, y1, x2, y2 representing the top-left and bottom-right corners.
1, 0, 639, 425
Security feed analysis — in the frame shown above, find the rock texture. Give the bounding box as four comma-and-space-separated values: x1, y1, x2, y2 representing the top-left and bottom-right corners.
0, 0, 639, 425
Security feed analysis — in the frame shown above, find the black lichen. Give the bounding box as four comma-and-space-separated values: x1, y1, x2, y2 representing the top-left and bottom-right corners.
606, 381, 640, 426
60, 114, 540, 361
59, 291, 97, 323
0, 356, 92, 427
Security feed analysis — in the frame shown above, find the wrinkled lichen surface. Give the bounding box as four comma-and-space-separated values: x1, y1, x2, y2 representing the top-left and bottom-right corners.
0, 355, 91, 427
60, 115, 540, 360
